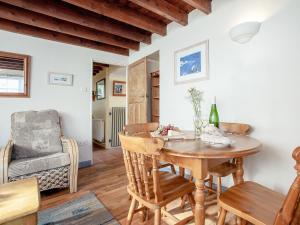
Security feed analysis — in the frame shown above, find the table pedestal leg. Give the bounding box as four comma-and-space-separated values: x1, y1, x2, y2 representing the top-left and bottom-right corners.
233, 157, 244, 225
235, 158, 244, 184
179, 167, 185, 177
194, 178, 205, 225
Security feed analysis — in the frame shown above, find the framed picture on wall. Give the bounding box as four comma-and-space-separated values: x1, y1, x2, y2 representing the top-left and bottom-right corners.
174, 40, 209, 84
48, 72, 73, 86
113, 80, 126, 96
96, 79, 105, 100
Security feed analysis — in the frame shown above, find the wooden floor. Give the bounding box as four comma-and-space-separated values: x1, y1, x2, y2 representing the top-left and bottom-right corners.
41, 147, 158, 224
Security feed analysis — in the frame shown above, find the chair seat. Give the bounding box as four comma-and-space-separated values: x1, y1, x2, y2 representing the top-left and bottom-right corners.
8, 152, 70, 177
208, 161, 237, 177
219, 181, 285, 225
129, 171, 195, 206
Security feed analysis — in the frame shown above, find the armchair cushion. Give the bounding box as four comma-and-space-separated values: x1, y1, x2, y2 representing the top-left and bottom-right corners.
11, 110, 63, 160
8, 152, 70, 178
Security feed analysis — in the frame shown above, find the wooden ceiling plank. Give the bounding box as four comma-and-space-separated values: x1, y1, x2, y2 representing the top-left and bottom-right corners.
0, 18, 129, 56
0, 3, 138, 50
1, 0, 151, 44
62, 0, 167, 36
180, 0, 211, 14
129, 0, 188, 26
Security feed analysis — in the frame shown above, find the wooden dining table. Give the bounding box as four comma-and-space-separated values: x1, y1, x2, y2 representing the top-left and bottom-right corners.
157, 134, 262, 225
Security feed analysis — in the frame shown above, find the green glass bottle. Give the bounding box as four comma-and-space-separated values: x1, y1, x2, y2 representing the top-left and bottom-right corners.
209, 97, 219, 128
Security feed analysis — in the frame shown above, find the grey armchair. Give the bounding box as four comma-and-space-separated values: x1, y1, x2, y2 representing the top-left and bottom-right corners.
0, 110, 79, 193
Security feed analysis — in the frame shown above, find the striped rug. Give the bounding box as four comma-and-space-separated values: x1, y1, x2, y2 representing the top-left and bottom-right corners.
38, 193, 119, 225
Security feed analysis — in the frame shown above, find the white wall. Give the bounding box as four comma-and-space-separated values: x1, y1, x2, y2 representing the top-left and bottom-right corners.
129, 0, 300, 193
0, 30, 127, 164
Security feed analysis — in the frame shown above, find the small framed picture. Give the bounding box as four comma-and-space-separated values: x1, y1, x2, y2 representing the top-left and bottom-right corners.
48, 72, 73, 86
96, 79, 105, 100
174, 40, 209, 84
112, 80, 126, 96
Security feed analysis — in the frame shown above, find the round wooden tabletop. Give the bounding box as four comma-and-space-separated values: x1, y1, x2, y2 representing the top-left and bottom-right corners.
163, 134, 261, 159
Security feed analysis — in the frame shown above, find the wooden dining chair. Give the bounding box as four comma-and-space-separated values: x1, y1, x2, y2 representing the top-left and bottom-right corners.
217, 147, 300, 225
119, 132, 195, 225
206, 122, 251, 199
124, 122, 176, 174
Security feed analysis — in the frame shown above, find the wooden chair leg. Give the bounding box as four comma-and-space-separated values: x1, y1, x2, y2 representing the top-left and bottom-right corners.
187, 193, 195, 213
170, 164, 176, 174
208, 175, 213, 192
126, 198, 137, 225
217, 177, 222, 202
241, 219, 247, 225
141, 207, 149, 222
217, 208, 227, 225
154, 208, 161, 225
180, 195, 188, 209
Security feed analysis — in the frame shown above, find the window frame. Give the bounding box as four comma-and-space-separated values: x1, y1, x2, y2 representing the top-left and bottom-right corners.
0, 51, 30, 98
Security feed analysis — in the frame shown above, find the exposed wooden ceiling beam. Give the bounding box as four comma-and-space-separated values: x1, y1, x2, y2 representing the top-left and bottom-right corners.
93, 62, 109, 68
181, 0, 211, 14
62, 0, 167, 36
0, 18, 129, 56
129, 0, 188, 26
0, 3, 139, 50
1, 0, 151, 44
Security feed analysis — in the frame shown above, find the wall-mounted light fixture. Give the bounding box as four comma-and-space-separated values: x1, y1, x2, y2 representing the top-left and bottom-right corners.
229, 22, 261, 44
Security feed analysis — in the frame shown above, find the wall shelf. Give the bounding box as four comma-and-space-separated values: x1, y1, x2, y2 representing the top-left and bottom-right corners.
151, 71, 160, 122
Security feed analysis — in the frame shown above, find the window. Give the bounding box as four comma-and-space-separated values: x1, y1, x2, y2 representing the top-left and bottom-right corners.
0, 72, 24, 93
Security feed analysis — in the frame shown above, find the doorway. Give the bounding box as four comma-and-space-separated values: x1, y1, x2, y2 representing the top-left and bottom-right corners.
92, 62, 127, 150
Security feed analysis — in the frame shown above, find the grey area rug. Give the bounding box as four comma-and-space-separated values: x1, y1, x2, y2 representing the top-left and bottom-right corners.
38, 193, 120, 225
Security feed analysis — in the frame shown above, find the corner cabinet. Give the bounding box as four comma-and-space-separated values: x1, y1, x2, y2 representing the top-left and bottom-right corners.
151, 71, 159, 122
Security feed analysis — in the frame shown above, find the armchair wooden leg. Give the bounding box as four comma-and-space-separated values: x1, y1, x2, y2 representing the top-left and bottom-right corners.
126, 198, 137, 225
69, 170, 78, 193
154, 208, 161, 225
217, 208, 227, 225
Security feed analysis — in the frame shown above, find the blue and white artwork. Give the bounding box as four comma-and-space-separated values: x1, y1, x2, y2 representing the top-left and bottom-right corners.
174, 40, 209, 84
180, 52, 201, 76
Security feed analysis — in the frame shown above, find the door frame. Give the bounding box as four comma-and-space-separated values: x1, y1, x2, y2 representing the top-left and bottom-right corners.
90, 59, 128, 163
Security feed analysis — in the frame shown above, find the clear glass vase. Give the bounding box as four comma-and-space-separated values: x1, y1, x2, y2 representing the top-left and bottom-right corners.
193, 116, 203, 139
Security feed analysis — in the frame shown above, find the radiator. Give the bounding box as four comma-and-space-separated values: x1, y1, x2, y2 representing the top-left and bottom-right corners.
92, 118, 105, 143
111, 107, 126, 147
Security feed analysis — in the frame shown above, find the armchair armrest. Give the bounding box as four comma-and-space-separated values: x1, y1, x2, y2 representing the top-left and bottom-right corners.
0, 140, 13, 184
61, 137, 79, 193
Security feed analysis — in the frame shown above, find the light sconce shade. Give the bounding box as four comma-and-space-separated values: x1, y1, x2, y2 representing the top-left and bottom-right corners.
229, 22, 261, 44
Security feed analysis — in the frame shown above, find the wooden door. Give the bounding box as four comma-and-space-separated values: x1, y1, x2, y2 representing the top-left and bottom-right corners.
127, 58, 147, 124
